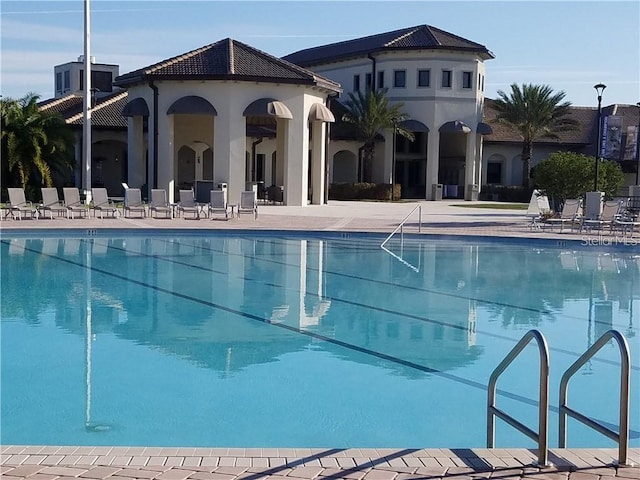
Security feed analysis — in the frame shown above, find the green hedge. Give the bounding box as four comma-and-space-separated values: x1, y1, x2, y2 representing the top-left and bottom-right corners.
479, 185, 533, 203
329, 183, 401, 201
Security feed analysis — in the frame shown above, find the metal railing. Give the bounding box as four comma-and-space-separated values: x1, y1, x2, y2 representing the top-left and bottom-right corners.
487, 330, 550, 466
380, 205, 422, 272
559, 329, 632, 466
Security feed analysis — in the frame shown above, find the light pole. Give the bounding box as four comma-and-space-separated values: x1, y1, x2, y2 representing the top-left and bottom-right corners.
593, 83, 606, 191
635, 101, 640, 185
391, 119, 397, 201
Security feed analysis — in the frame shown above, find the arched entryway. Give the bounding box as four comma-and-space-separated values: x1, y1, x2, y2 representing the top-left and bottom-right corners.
332, 150, 358, 183
438, 121, 471, 199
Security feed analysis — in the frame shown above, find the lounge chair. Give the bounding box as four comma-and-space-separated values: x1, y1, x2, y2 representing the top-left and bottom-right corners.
580, 199, 623, 233
150, 189, 172, 218
237, 190, 258, 219
208, 189, 230, 220
91, 187, 119, 218
124, 188, 146, 218
63, 187, 89, 219
613, 201, 640, 236
177, 189, 200, 219
39, 188, 66, 219
542, 198, 581, 232
7, 188, 38, 220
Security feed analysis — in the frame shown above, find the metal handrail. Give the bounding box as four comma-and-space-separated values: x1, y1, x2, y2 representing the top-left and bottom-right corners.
559, 329, 632, 466
380, 204, 422, 272
487, 330, 550, 466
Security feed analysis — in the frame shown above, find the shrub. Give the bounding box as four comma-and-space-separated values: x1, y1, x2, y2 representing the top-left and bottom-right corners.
329, 183, 400, 201
479, 185, 533, 203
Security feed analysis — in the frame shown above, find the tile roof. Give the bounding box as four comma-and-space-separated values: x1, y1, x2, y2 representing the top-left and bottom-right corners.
114, 38, 341, 93
38, 92, 128, 129
283, 24, 494, 67
482, 99, 599, 147
66, 91, 128, 128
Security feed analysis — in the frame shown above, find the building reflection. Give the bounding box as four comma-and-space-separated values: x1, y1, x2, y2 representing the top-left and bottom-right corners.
2, 237, 638, 382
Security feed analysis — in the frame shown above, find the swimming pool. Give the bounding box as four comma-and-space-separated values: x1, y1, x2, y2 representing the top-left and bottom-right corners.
1, 231, 638, 449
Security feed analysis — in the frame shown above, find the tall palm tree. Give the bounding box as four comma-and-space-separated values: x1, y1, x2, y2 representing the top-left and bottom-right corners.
492, 83, 577, 189
341, 88, 414, 182
1, 93, 75, 195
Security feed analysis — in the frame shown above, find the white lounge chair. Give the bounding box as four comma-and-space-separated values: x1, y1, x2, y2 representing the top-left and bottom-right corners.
7, 188, 38, 220
91, 187, 119, 218
62, 187, 89, 219
177, 189, 200, 219
542, 199, 581, 232
580, 199, 623, 233
150, 189, 172, 218
208, 189, 230, 220
40, 188, 66, 219
237, 190, 258, 219
124, 188, 146, 218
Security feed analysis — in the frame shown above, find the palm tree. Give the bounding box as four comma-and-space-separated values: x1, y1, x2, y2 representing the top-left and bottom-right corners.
341, 88, 414, 182
1, 93, 75, 196
492, 83, 577, 189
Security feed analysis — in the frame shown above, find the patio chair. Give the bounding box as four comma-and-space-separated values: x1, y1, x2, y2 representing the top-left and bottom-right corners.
150, 189, 172, 218
237, 190, 258, 219
7, 188, 38, 220
39, 188, 66, 219
542, 198, 581, 232
91, 187, 119, 218
177, 189, 201, 219
613, 200, 640, 237
580, 199, 623, 233
124, 188, 146, 218
62, 187, 89, 219
208, 189, 230, 220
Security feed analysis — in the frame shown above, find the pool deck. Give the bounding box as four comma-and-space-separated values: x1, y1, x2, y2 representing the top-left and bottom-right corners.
1, 200, 639, 479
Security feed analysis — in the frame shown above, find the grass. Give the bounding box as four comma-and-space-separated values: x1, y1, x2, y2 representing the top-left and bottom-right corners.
451, 203, 528, 210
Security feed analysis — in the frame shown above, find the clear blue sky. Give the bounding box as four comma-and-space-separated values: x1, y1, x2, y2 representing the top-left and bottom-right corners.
1, 0, 639, 107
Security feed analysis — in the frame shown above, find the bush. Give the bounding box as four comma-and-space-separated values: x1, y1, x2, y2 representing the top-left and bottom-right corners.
329, 182, 400, 201
479, 185, 533, 203
533, 151, 624, 203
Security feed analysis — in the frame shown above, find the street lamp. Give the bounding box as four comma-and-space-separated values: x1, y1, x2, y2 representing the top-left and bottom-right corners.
635, 101, 640, 185
593, 83, 606, 191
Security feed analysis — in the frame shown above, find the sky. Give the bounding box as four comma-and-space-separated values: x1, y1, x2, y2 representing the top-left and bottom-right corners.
1, 0, 639, 108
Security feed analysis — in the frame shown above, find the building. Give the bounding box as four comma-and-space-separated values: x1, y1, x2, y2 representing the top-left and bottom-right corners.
41, 27, 639, 202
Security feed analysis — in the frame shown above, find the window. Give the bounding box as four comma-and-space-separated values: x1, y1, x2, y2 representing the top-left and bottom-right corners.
441, 70, 452, 88
365, 73, 372, 90
55, 72, 62, 93
462, 71, 473, 89
481, 75, 485, 91
80, 70, 114, 93
377, 71, 384, 89
417, 69, 430, 87
63, 70, 70, 90
393, 69, 406, 88
487, 162, 503, 184
353, 74, 360, 92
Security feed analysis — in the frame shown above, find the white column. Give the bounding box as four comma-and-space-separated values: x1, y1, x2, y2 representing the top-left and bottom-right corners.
157, 113, 175, 203
214, 107, 245, 206
475, 136, 484, 191
285, 118, 308, 206
425, 131, 440, 200
383, 129, 394, 185
276, 121, 286, 186
311, 121, 326, 205
464, 132, 476, 200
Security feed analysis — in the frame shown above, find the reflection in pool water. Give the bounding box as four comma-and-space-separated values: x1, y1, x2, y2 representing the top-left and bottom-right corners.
1, 234, 638, 448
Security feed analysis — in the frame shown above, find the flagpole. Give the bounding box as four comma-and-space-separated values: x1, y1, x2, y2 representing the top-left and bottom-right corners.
83, 0, 92, 204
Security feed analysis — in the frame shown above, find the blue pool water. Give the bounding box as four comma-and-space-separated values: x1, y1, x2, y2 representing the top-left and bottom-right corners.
1, 231, 638, 449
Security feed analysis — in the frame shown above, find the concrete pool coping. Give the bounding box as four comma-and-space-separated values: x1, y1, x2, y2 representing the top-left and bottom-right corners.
2, 201, 638, 478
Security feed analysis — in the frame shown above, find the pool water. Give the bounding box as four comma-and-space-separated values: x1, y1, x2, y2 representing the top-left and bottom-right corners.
1, 232, 638, 448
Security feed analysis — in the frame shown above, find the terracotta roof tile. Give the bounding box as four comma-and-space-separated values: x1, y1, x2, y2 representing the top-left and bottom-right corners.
114, 38, 340, 92
283, 24, 494, 67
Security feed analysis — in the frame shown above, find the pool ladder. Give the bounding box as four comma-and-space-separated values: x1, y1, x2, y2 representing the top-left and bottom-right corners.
487, 329, 632, 467
380, 204, 422, 272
